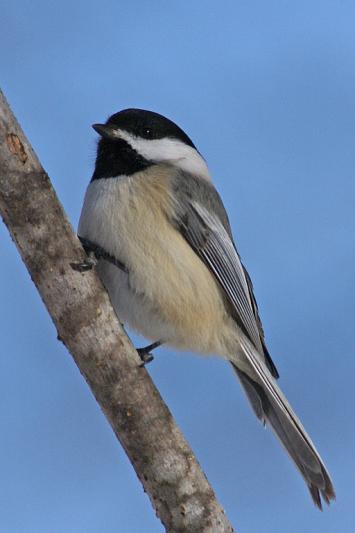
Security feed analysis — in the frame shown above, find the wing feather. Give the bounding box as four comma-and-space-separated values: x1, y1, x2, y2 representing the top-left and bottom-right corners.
172, 176, 335, 505
180, 200, 263, 354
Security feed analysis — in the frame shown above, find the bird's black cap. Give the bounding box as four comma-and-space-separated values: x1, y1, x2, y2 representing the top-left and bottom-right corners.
91, 108, 197, 181
96, 108, 196, 149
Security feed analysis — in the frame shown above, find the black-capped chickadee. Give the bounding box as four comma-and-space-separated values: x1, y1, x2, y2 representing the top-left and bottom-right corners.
78, 108, 335, 508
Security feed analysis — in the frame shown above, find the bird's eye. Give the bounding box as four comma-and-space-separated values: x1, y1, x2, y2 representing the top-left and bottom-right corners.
143, 128, 153, 138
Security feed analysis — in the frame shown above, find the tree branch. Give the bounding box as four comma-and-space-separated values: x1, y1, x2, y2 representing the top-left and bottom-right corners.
0, 90, 234, 533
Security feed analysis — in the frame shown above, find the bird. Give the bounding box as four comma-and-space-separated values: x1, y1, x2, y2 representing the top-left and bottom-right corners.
78, 108, 335, 509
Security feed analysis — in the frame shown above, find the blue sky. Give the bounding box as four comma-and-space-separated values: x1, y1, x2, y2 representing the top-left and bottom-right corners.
1, 1, 354, 532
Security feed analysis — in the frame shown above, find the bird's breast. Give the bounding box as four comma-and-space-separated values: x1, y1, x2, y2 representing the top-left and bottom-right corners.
78, 168, 230, 352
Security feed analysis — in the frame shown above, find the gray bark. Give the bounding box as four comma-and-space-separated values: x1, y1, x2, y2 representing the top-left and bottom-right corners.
0, 89, 234, 533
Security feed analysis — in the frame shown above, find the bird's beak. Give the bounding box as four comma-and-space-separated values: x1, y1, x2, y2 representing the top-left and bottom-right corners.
92, 123, 118, 140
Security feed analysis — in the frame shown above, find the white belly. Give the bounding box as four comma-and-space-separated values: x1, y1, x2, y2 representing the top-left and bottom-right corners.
78, 171, 238, 356
95, 260, 179, 343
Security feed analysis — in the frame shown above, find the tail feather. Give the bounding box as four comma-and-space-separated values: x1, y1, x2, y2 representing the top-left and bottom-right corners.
231, 338, 335, 509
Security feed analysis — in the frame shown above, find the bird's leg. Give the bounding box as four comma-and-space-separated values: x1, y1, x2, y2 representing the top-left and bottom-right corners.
71, 237, 128, 273
137, 341, 162, 366
71, 249, 98, 272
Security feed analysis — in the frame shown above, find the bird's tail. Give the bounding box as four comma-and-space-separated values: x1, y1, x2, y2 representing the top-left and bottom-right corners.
231, 338, 335, 509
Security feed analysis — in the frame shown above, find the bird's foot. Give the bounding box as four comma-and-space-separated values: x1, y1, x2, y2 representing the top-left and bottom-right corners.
137, 341, 162, 367
70, 251, 97, 272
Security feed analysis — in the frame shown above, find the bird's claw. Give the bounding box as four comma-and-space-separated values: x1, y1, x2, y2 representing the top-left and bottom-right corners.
137, 341, 162, 366
137, 349, 155, 367
71, 251, 98, 272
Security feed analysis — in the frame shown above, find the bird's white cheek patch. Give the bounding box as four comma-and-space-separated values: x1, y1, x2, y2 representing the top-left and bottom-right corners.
114, 129, 212, 181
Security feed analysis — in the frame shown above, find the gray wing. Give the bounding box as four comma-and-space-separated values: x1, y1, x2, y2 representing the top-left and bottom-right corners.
242, 265, 279, 378
172, 174, 278, 377
172, 175, 335, 507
